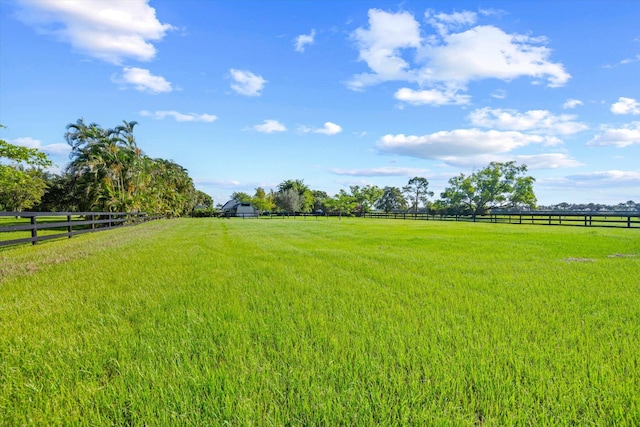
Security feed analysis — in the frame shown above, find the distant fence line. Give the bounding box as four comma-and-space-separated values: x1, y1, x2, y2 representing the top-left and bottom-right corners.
361, 211, 640, 228
224, 210, 640, 229
0, 212, 162, 247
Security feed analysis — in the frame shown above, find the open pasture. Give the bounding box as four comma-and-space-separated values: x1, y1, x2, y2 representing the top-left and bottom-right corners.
1, 218, 639, 425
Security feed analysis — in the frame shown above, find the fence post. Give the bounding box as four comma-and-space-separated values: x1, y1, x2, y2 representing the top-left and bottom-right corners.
67, 214, 72, 238
31, 216, 38, 245
628, 216, 631, 228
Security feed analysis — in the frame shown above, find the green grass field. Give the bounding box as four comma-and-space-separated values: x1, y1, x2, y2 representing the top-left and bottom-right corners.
1, 218, 639, 425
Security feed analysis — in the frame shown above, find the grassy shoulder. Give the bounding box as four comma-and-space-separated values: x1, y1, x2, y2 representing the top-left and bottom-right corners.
1, 218, 639, 425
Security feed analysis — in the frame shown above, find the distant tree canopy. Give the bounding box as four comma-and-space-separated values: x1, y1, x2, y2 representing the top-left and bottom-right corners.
63, 119, 198, 215
350, 185, 383, 214
251, 187, 275, 212
376, 186, 408, 213
440, 161, 537, 217
325, 189, 357, 218
276, 179, 313, 212
229, 191, 252, 203
403, 177, 433, 214
1, 127, 53, 211
234, 168, 536, 217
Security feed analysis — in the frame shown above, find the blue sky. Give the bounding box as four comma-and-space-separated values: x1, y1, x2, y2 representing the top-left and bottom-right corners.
1, 0, 639, 205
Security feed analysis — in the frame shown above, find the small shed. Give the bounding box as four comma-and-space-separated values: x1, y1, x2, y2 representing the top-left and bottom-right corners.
221, 200, 259, 218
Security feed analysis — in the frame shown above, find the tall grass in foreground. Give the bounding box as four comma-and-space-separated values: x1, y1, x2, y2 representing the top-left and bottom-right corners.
1, 218, 639, 425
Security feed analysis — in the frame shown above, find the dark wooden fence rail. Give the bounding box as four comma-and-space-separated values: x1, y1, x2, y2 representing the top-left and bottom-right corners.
0, 212, 160, 247
362, 211, 640, 228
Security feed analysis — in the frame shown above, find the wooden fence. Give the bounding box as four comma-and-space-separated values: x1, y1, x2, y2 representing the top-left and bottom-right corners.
362, 211, 640, 228
0, 212, 160, 247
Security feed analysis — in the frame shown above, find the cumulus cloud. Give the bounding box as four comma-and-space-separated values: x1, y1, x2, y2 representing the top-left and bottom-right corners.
17, 0, 174, 64
229, 69, 267, 96
348, 8, 570, 99
253, 120, 287, 133
294, 29, 316, 52
9, 137, 70, 156
422, 25, 569, 88
114, 67, 172, 93
139, 110, 217, 122
348, 9, 422, 90
377, 129, 551, 161
611, 97, 640, 115
300, 122, 342, 135
587, 122, 640, 147
426, 9, 478, 37
563, 99, 583, 109
468, 107, 588, 135
330, 166, 429, 177
394, 87, 471, 106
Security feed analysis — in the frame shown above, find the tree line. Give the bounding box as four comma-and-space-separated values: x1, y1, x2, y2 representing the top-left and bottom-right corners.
228, 161, 538, 218
9, 118, 631, 218
1, 120, 211, 215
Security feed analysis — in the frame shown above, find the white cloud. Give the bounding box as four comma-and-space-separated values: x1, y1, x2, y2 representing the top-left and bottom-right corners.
300, 122, 343, 135
377, 129, 550, 161
294, 29, 316, 53
563, 99, 583, 109
563, 170, 640, 186
330, 166, 429, 177
605, 54, 640, 68
139, 110, 217, 122
468, 107, 588, 135
587, 122, 640, 147
253, 120, 286, 133
421, 25, 570, 88
491, 89, 507, 99
114, 67, 172, 93
9, 137, 70, 156
394, 87, 470, 106
611, 97, 640, 115
348, 9, 570, 96
444, 153, 582, 169
17, 0, 174, 64
348, 9, 422, 90
425, 9, 478, 37
229, 69, 267, 96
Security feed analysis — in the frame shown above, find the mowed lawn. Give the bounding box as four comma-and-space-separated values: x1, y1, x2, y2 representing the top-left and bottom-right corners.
1, 218, 639, 425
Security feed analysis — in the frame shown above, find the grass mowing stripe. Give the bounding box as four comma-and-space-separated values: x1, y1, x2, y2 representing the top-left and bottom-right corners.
0, 218, 639, 425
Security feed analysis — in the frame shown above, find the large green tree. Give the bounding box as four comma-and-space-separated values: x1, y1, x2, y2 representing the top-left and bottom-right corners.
350, 184, 383, 215
375, 186, 408, 213
311, 190, 329, 213
325, 189, 357, 219
251, 187, 275, 212
440, 161, 537, 217
276, 179, 313, 212
0, 130, 53, 211
230, 191, 252, 203
194, 190, 213, 209
275, 188, 302, 213
65, 119, 197, 215
402, 177, 433, 214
